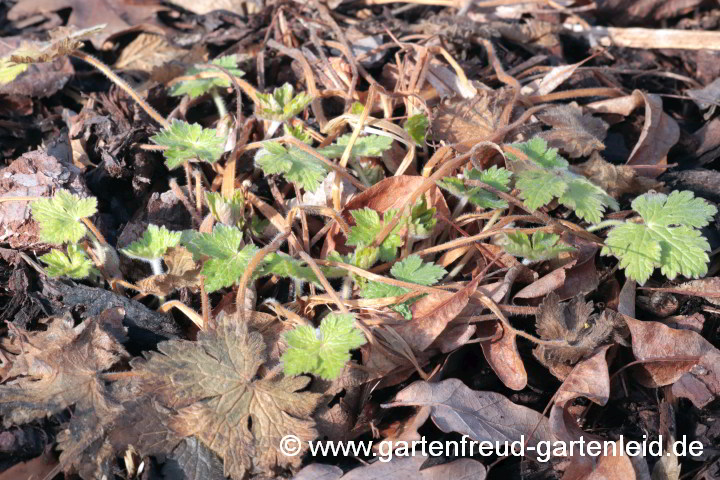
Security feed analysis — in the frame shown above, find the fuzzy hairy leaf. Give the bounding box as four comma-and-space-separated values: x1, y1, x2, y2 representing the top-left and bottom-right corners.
404, 114, 430, 145
317, 134, 393, 159
133, 315, 321, 478
509, 137, 617, 222
169, 55, 244, 99
255, 142, 330, 191
205, 190, 244, 226
39, 244, 94, 279
282, 313, 367, 379
151, 119, 226, 169
503, 231, 575, 261
346, 207, 404, 262
255, 83, 312, 122
437, 166, 512, 209
284, 123, 312, 144
121, 224, 181, 260
602, 190, 717, 284
30, 189, 97, 244
189, 224, 258, 292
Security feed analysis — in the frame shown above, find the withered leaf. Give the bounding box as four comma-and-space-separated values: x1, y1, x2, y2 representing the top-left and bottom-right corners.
533, 294, 625, 377
478, 321, 527, 391
383, 379, 554, 455
536, 104, 608, 158
0, 308, 128, 427
572, 153, 662, 199
136, 246, 203, 297
9, 25, 106, 64
132, 314, 322, 479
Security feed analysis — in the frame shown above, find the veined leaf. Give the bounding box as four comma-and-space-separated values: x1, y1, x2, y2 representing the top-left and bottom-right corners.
169, 55, 244, 99
346, 208, 404, 262
404, 114, 429, 145
408, 197, 437, 239
282, 313, 367, 379
189, 224, 258, 292
503, 231, 575, 261
121, 224, 181, 260
602, 190, 717, 284
317, 134, 393, 159
31, 190, 97, 244
508, 137, 618, 223
150, 119, 226, 169
255, 83, 312, 122
437, 165, 512, 209
39, 244, 94, 279
255, 141, 330, 191
205, 190, 244, 226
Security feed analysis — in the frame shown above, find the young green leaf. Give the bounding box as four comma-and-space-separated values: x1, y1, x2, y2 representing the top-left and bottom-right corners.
0, 57, 28, 86
437, 165, 512, 209
255, 83, 312, 122
284, 123, 312, 144
39, 244, 94, 279
317, 134, 393, 159
189, 224, 258, 292
282, 313, 367, 379
601, 190, 717, 284
346, 207, 404, 263
408, 197, 437, 239
205, 190, 245, 226
31, 189, 97, 244
404, 113, 429, 145
359, 255, 446, 319
507, 137, 618, 223
169, 55, 244, 99
255, 141, 330, 191
150, 119, 226, 169
121, 224, 181, 261
503, 231, 575, 261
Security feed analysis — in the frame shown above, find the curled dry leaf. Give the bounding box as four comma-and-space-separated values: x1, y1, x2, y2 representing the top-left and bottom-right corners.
533, 293, 626, 380
136, 246, 203, 297
586, 90, 679, 178
477, 321, 527, 391
536, 104, 608, 159
383, 379, 555, 455
322, 175, 450, 257
132, 314, 322, 479
624, 317, 720, 407
572, 153, 662, 200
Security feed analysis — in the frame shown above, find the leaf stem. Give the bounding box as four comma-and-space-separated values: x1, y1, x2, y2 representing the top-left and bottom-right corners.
71, 51, 169, 129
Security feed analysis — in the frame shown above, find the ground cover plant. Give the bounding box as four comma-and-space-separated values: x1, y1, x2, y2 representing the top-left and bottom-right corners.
0, 1, 720, 480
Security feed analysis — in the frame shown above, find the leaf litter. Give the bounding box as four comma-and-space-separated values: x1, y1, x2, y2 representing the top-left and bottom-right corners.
1, 1, 720, 480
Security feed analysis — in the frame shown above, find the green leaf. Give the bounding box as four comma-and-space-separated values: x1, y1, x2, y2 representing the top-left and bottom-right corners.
318, 134, 393, 159
391, 254, 446, 285
408, 197, 437, 239
189, 224, 258, 292
284, 123, 312, 144
503, 231, 575, 261
350, 102, 365, 115
255, 141, 330, 191
0, 57, 28, 86
260, 253, 320, 286
30, 190, 97, 244
205, 190, 245, 226
601, 190, 717, 284
282, 313, 367, 379
404, 114, 429, 145
509, 136, 617, 222
169, 55, 244, 99
39, 244, 94, 279
255, 83, 313, 122
437, 165, 512, 209
121, 224, 181, 260
150, 119, 226, 169
359, 255, 446, 319
346, 208, 404, 262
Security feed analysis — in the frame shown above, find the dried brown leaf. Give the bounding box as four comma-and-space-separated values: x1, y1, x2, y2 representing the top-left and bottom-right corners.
478, 321, 527, 391
533, 294, 623, 378
625, 317, 720, 407
536, 104, 608, 158
136, 246, 202, 297
114, 32, 185, 71
383, 379, 555, 455
132, 314, 322, 479
343, 456, 486, 480
9, 25, 106, 64
572, 153, 662, 200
